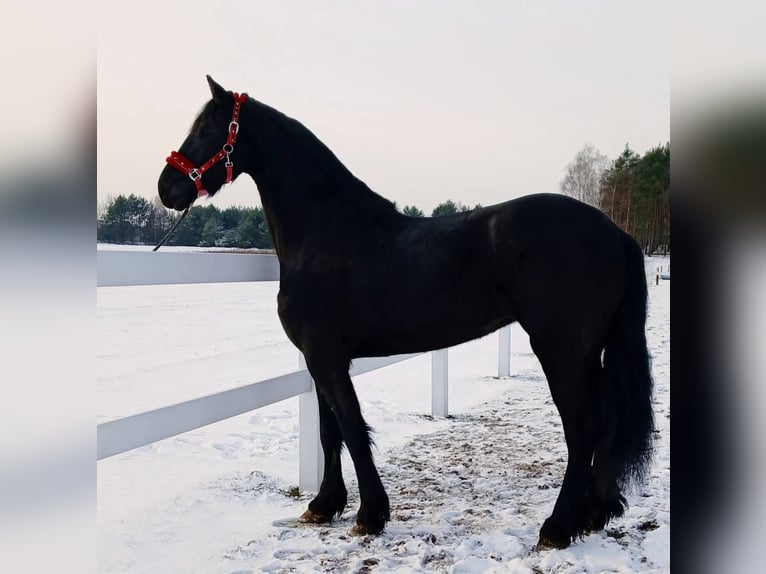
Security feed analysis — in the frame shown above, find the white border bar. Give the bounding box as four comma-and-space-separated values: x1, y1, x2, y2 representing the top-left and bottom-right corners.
97, 251, 280, 286
97, 353, 423, 462
97, 370, 309, 460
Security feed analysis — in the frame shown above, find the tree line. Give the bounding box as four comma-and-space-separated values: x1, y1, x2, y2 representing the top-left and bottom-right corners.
560, 142, 670, 255
97, 195, 273, 249
96, 195, 482, 248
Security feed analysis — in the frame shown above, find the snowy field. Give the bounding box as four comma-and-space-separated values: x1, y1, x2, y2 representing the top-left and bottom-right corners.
97, 257, 670, 573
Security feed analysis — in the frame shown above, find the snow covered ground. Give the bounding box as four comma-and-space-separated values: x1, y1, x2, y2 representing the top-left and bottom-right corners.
97, 257, 669, 573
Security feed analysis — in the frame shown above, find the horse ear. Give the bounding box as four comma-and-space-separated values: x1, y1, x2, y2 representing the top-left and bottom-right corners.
206, 75, 228, 103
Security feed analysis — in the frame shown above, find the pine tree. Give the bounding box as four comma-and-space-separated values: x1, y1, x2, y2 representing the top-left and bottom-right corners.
431, 200, 470, 216
597, 143, 669, 254
200, 212, 222, 247
402, 205, 424, 217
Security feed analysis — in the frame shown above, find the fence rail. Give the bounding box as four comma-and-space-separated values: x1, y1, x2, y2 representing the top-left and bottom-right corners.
97, 250, 280, 286
97, 370, 309, 460
96, 250, 510, 492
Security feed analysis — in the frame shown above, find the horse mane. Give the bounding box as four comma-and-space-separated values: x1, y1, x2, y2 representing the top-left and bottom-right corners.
251, 100, 397, 214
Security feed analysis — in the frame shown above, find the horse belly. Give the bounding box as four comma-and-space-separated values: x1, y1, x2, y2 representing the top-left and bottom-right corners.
351, 285, 514, 357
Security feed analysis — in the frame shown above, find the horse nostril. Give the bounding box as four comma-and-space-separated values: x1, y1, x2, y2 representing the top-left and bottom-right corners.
157, 178, 175, 209
159, 188, 174, 210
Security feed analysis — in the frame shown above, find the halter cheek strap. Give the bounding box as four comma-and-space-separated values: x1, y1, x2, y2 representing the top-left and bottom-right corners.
166, 92, 248, 197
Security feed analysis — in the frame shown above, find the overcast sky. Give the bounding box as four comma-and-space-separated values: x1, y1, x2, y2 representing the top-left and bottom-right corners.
98, 0, 669, 213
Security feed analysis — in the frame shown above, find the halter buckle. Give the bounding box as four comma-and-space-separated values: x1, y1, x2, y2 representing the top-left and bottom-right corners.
188, 168, 202, 181
228, 121, 239, 135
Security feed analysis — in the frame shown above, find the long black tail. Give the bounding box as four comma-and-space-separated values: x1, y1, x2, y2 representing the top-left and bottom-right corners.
597, 233, 654, 497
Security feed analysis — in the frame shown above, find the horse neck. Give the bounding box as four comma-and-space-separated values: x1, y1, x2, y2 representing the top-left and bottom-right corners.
237, 101, 398, 261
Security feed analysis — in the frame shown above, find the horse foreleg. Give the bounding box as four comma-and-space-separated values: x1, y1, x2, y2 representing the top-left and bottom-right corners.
300, 392, 348, 523
305, 357, 390, 535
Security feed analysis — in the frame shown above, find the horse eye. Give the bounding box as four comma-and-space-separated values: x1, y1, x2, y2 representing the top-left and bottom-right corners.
198, 124, 209, 137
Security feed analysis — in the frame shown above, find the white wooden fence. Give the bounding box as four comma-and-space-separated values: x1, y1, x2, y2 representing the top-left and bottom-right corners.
96, 250, 279, 286
96, 249, 511, 491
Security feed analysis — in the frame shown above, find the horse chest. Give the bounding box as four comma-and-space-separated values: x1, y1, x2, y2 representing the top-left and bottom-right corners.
277, 290, 305, 343
276, 284, 349, 347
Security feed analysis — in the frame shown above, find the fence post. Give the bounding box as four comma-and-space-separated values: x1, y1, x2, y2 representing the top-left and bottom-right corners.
298, 353, 323, 492
498, 325, 511, 377
431, 349, 448, 417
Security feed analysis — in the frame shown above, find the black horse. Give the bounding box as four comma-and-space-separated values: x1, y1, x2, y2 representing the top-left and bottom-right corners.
158, 76, 654, 549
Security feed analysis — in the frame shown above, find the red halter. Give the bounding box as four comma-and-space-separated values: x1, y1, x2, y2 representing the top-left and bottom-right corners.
166, 92, 248, 197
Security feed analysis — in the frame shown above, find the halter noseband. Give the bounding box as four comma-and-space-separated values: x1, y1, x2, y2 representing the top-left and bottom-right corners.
166, 92, 248, 197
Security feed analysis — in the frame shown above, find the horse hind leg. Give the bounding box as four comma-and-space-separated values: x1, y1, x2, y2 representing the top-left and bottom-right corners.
585, 454, 626, 533
300, 392, 348, 523
535, 351, 600, 549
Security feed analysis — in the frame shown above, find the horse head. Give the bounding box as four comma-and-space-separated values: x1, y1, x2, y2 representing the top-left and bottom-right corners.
158, 75, 248, 211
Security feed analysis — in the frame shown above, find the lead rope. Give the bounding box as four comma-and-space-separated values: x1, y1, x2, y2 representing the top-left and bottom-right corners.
153, 206, 191, 251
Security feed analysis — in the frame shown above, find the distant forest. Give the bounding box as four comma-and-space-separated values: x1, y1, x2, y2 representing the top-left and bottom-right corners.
97, 195, 274, 249
98, 142, 668, 254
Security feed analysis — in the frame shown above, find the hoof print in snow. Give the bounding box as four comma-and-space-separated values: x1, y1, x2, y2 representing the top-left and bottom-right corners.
358, 557, 379, 572
638, 518, 660, 532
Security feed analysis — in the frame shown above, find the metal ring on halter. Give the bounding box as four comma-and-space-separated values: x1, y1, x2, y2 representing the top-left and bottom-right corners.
222, 143, 234, 154
229, 121, 239, 134
189, 168, 202, 181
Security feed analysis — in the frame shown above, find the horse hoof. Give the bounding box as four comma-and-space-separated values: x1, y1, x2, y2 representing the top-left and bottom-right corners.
536, 519, 572, 550
299, 509, 331, 524
349, 524, 369, 536
535, 535, 571, 551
